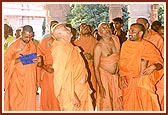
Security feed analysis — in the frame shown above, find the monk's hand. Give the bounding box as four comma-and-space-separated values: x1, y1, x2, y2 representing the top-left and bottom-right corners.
142, 65, 156, 75
118, 76, 128, 89
72, 92, 81, 107
15, 57, 21, 64
99, 86, 106, 98
143, 62, 163, 75
34, 55, 44, 67
43, 64, 54, 73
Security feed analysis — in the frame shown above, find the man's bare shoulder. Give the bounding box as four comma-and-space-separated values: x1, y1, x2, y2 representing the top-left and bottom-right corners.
95, 40, 104, 47
94, 40, 104, 53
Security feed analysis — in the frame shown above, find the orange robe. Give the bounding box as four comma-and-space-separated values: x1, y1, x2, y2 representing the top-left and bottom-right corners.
74, 35, 98, 108
147, 29, 164, 57
4, 39, 38, 111
98, 54, 123, 111
37, 36, 60, 111
146, 29, 164, 110
97, 35, 122, 111
119, 39, 164, 111
51, 41, 94, 111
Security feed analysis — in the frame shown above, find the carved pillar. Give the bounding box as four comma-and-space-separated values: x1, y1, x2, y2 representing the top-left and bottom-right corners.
150, 4, 159, 23
128, 4, 152, 27
43, 4, 51, 33
107, 4, 123, 22
43, 4, 70, 33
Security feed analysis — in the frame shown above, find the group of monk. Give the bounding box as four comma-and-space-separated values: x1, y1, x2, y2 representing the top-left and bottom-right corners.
4, 17, 164, 111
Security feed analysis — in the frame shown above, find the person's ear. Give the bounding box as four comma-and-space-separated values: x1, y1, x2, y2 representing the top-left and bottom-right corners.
145, 23, 149, 29
139, 31, 143, 37
121, 23, 123, 27
98, 31, 101, 37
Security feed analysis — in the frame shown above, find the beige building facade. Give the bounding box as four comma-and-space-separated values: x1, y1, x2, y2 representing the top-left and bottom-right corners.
3, 3, 163, 40
107, 4, 161, 25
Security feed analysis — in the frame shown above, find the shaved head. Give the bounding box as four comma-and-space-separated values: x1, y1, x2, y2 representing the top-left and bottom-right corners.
98, 22, 107, 30
51, 23, 72, 42
97, 22, 112, 39
22, 25, 33, 34
52, 24, 65, 38
136, 18, 148, 24
136, 18, 149, 29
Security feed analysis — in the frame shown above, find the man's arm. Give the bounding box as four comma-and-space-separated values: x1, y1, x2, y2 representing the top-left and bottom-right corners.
154, 63, 163, 70
142, 62, 163, 75
140, 59, 149, 76
41, 64, 54, 73
93, 44, 106, 98
36, 55, 54, 73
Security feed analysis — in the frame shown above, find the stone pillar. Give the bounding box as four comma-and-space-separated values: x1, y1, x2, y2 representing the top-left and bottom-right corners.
128, 4, 152, 27
44, 6, 51, 33
150, 4, 159, 23
43, 4, 70, 33
107, 4, 123, 22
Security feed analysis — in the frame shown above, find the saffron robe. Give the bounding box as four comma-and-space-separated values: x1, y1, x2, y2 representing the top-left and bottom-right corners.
37, 36, 60, 111
51, 41, 94, 111
119, 39, 164, 111
146, 29, 164, 110
147, 29, 164, 57
74, 35, 98, 109
4, 39, 38, 111
96, 35, 122, 111
97, 53, 123, 111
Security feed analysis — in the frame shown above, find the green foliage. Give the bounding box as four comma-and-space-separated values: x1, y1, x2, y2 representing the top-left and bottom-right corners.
122, 5, 130, 32
67, 4, 109, 30
158, 5, 164, 24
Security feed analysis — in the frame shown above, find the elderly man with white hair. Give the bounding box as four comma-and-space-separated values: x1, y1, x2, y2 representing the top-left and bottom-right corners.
50, 23, 94, 111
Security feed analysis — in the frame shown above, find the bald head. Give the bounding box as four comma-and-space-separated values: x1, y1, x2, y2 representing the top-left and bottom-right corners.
137, 18, 148, 24
22, 25, 33, 33
131, 23, 145, 37
97, 22, 112, 39
20, 25, 34, 44
136, 18, 149, 30
51, 24, 66, 37
98, 22, 108, 28
51, 23, 72, 42
97, 22, 108, 33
